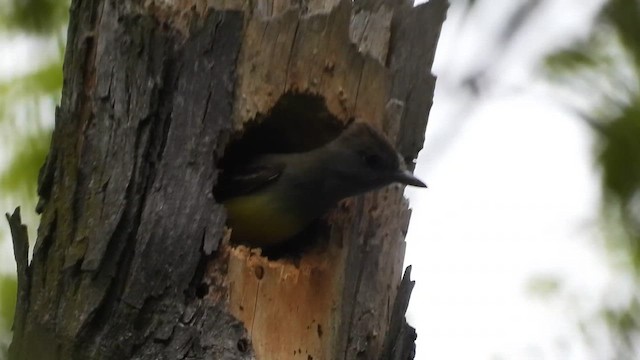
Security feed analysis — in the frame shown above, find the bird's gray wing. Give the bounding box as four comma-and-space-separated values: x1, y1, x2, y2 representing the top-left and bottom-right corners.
215, 160, 285, 201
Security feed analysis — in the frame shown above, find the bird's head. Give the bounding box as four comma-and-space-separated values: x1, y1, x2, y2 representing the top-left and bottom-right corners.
325, 122, 427, 197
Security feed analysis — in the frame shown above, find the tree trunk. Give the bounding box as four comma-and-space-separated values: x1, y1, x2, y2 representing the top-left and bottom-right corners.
7, 0, 446, 359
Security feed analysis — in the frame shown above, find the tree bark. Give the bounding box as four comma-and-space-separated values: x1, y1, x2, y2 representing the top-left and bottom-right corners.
7, 0, 446, 359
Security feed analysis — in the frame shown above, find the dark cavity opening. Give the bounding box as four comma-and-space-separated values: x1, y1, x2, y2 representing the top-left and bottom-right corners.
214, 92, 345, 260
237, 338, 249, 353
219, 92, 345, 168
195, 282, 209, 298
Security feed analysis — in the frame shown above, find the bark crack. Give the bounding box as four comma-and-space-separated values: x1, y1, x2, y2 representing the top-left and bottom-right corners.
352, 61, 367, 115
284, 19, 301, 92
249, 279, 261, 338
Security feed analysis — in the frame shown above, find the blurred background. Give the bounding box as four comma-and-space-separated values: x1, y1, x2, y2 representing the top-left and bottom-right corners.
0, 0, 67, 356
0, 0, 639, 359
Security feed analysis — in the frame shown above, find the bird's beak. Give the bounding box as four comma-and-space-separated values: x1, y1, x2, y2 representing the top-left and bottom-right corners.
394, 170, 427, 188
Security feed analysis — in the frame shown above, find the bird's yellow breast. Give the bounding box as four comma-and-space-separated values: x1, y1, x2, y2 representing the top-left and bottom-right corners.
223, 192, 308, 246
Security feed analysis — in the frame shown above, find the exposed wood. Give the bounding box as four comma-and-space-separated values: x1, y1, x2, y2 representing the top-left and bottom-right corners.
222, 0, 447, 358
8, 0, 447, 358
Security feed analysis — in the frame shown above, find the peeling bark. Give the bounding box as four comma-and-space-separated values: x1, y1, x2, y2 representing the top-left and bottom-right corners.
8, 0, 447, 359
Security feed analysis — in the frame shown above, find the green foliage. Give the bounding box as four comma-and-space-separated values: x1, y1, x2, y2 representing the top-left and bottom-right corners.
591, 94, 640, 274
604, 0, 640, 70
545, 33, 611, 75
598, 105, 640, 205
0, 0, 68, 33
0, 1, 66, 204
601, 298, 640, 353
542, 0, 640, 356
0, 61, 63, 105
0, 275, 16, 331
575, 290, 640, 359
526, 275, 562, 299
545, 0, 640, 274
597, 103, 640, 268
0, 128, 51, 201
0, 274, 17, 358
0, 43, 62, 258
604, 306, 638, 347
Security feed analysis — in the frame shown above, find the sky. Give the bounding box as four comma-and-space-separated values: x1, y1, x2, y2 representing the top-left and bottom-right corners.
404, 0, 617, 358
0, 0, 628, 359
405, 92, 605, 359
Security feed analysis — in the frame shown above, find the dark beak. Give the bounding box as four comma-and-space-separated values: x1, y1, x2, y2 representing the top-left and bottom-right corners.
394, 170, 427, 188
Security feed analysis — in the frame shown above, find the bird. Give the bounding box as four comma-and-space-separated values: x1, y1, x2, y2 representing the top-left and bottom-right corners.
215, 121, 427, 247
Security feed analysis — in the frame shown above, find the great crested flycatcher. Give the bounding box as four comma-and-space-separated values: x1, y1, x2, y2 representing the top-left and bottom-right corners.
216, 121, 427, 246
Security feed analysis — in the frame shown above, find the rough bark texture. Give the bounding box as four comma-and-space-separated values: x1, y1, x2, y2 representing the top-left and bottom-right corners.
7, 0, 446, 359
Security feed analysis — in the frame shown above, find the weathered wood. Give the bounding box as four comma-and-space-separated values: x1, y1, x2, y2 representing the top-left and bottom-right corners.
5, 208, 30, 350
10, 1, 250, 359
8, 0, 447, 358
220, 0, 447, 358
381, 266, 416, 360
389, 0, 448, 158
